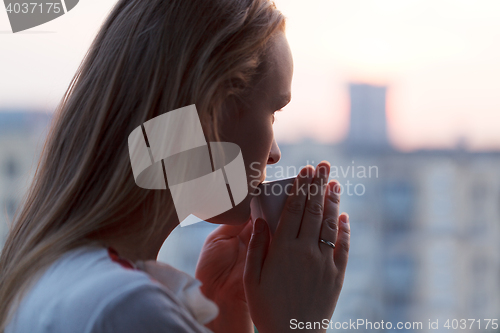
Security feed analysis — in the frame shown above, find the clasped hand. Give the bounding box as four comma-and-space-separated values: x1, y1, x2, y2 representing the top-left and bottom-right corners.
195, 162, 350, 333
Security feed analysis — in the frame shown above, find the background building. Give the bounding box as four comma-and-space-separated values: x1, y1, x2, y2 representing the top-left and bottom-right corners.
346, 83, 390, 150
0, 111, 52, 246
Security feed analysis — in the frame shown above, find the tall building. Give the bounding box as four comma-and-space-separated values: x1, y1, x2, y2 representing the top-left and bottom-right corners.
347, 83, 390, 149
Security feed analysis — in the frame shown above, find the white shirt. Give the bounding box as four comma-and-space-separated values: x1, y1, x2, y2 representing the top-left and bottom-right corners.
5, 244, 219, 333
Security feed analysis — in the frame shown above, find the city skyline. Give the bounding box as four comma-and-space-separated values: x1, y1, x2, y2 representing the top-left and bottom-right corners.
1, 85, 499, 332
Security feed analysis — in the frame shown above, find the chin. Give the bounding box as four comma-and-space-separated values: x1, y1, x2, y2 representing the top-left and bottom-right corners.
205, 193, 253, 225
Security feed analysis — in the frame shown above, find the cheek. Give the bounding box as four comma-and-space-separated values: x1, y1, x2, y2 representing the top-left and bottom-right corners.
243, 122, 273, 182
259, 123, 274, 166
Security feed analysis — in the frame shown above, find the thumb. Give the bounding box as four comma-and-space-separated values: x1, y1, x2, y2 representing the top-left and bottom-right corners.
244, 218, 270, 286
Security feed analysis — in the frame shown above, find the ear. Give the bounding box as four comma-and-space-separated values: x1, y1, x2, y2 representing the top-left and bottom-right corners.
214, 95, 244, 143
221, 94, 244, 121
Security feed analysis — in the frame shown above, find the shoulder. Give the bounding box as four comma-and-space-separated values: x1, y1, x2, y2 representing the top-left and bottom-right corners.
7, 245, 214, 333
56, 246, 214, 333
88, 284, 214, 333
7, 246, 176, 332
52, 246, 156, 310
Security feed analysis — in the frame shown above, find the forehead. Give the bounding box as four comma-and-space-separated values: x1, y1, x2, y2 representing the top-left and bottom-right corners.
254, 32, 293, 103
266, 32, 293, 79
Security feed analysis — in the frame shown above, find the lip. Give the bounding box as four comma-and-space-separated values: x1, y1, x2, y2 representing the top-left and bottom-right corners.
249, 175, 266, 187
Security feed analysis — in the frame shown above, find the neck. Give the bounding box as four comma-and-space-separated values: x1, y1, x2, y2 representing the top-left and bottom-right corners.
93, 208, 180, 263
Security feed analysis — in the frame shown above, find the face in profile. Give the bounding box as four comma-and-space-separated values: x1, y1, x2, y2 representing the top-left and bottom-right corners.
205, 31, 293, 225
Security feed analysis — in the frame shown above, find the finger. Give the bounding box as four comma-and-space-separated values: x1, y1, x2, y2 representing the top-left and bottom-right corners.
318, 180, 341, 255
334, 213, 350, 272
273, 165, 314, 242
298, 161, 330, 243
244, 218, 270, 285
239, 217, 254, 246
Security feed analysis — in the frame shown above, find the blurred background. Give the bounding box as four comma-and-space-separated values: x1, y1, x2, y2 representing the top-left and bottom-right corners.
1, 0, 499, 332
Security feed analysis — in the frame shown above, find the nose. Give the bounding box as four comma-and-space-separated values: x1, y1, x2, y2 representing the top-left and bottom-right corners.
267, 138, 281, 165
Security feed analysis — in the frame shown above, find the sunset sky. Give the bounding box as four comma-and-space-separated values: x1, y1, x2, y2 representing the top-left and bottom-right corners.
1, 0, 499, 151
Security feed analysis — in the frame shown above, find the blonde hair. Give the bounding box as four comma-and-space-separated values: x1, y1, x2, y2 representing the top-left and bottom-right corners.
0, 0, 285, 330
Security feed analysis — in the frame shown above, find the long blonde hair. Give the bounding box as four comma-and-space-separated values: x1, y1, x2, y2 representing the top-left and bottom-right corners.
0, 0, 285, 329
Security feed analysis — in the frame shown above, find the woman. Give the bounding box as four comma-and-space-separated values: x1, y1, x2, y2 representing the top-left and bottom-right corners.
0, 0, 350, 332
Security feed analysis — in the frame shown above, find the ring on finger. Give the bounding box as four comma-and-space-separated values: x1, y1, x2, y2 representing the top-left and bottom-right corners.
319, 238, 335, 249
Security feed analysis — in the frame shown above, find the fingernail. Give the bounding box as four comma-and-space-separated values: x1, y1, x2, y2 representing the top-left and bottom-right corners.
330, 181, 340, 194
254, 218, 265, 233
299, 166, 311, 178
340, 214, 349, 223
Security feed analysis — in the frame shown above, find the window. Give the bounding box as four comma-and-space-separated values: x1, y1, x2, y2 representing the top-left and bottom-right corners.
382, 181, 414, 231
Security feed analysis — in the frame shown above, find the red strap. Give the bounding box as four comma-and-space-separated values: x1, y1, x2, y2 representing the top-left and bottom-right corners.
106, 247, 159, 284
107, 246, 136, 270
